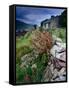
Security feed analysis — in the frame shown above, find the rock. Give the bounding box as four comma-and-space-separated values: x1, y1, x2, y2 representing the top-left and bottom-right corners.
58, 61, 66, 67
51, 67, 66, 81
59, 76, 66, 81
58, 51, 66, 62
42, 58, 66, 82
21, 50, 39, 65
48, 61, 51, 65
54, 77, 60, 81
52, 69, 58, 79
50, 45, 63, 57
62, 71, 66, 76
52, 67, 66, 81
50, 64, 54, 74
50, 79, 54, 81
53, 75, 66, 81
51, 56, 66, 69
56, 42, 66, 48
20, 62, 29, 68
50, 41, 66, 65
42, 66, 53, 82
51, 35, 66, 59
42, 48, 66, 82
20, 50, 39, 68
31, 64, 37, 69
58, 67, 65, 76
52, 35, 63, 43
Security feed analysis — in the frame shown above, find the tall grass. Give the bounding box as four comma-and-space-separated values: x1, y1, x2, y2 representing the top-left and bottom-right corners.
49, 28, 66, 42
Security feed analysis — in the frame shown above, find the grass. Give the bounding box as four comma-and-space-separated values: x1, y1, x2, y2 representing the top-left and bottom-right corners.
16, 31, 33, 62
16, 28, 66, 83
16, 53, 49, 83
16, 33, 32, 49
49, 28, 66, 42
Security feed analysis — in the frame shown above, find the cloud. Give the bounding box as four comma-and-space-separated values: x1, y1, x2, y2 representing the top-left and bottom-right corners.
24, 14, 51, 25
16, 6, 65, 26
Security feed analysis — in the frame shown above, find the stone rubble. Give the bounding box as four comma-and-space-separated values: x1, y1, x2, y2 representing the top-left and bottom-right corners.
42, 37, 66, 82
20, 50, 39, 68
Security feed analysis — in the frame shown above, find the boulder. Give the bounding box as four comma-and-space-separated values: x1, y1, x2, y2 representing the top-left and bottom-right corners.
31, 64, 37, 69
50, 41, 66, 62
52, 35, 63, 44
41, 65, 53, 82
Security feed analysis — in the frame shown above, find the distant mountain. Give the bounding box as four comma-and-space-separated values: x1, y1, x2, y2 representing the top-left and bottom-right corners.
16, 20, 34, 32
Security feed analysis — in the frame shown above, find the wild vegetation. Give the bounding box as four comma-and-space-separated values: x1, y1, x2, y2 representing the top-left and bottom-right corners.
16, 27, 66, 83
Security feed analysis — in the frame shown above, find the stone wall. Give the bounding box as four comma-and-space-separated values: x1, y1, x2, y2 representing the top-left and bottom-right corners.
41, 16, 60, 29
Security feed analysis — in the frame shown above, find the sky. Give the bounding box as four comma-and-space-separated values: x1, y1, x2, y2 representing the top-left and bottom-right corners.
16, 6, 65, 26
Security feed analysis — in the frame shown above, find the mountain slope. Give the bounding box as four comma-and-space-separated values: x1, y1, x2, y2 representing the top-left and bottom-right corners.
16, 20, 34, 31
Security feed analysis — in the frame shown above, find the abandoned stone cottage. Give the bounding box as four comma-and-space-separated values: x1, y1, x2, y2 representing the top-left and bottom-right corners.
41, 16, 60, 29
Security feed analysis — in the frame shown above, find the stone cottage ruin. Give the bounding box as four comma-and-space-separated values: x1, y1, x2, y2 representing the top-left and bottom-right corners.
41, 16, 60, 29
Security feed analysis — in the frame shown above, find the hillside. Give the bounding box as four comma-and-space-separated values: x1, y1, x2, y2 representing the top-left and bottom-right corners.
16, 20, 34, 31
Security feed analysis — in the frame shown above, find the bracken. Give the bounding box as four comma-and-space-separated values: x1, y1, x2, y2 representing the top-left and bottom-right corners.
31, 30, 53, 54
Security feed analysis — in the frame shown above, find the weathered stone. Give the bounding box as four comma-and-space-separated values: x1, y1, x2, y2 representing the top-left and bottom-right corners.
50, 45, 63, 57
31, 64, 37, 69
50, 40, 66, 69
58, 67, 65, 76
50, 64, 54, 74
59, 51, 66, 62
59, 76, 66, 81
52, 69, 58, 79
21, 51, 38, 62
42, 66, 53, 82
48, 61, 51, 65
20, 50, 39, 68
54, 77, 60, 81
52, 35, 63, 43
58, 61, 66, 67
41, 16, 59, 29
50, 35, 66, 59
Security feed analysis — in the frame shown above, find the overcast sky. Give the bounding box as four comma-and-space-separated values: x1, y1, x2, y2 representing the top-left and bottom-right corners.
16, 6, 65, 26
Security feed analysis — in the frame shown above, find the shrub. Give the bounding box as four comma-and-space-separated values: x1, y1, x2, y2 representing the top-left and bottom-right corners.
16, 46, 33, 61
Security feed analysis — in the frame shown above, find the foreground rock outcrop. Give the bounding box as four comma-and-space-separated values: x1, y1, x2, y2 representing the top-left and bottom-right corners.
42, 36, 66, 82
